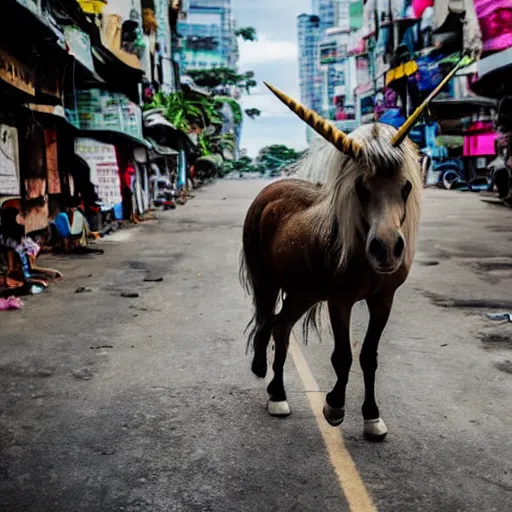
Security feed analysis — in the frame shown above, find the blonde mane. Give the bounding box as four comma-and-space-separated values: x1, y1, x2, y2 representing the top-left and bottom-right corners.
292, 123, 422, 269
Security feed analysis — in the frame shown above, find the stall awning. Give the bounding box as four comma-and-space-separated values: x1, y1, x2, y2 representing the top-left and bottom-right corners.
147, 138, 179, 156
386, 61, 419, 86
429, 97, 497, 120
471, 46, 512, 98
79, 130, 152, 149
143, 110, 178, 131
25, 103, 79, 130
64, 26, 104, 83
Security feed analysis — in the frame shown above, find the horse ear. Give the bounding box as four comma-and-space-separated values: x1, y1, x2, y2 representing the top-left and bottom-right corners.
402, 180, 412, 201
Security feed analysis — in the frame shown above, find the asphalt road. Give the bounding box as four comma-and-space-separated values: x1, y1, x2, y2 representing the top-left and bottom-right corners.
1, 179, 511, 512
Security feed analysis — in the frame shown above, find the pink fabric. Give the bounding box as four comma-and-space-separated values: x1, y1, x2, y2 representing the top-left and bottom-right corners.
463, 133, 497, 156
474, 0, 512, 52
412, 0, 433, 18
465, 120, 494, 134
0, 297, 24, 310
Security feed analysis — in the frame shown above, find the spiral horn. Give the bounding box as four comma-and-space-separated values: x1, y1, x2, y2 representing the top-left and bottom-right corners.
264, 82, 362, 158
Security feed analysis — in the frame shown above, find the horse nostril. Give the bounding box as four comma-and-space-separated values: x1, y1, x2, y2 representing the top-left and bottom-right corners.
394, 236, 405, 259
368, 237, 388, 264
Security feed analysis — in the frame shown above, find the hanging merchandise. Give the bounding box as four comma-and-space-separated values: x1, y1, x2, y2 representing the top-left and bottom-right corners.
412, 0, 434, 18
0, 125, 20, 196
416, 54, 446, 97
378, 108, 406, 129
432, 0, 482, 57
474, 0, 512, 54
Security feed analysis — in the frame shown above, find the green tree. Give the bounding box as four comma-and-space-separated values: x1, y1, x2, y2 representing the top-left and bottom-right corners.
244, 108, 261, 119
144, 91, 222, 132
186, 67, 258, 94
235, 26, 257, 41
256, 144, 304, 172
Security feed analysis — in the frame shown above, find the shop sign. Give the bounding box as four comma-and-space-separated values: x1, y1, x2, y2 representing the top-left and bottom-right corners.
67, 89, 144, 142
0, 49, 35, 96
0, 125, 20, 195
75, 138, 123, 208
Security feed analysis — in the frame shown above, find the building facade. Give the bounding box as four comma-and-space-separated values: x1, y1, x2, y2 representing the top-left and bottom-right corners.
177, 0, 238, 72
297, 13, 322, 115
313, 0, 336, 31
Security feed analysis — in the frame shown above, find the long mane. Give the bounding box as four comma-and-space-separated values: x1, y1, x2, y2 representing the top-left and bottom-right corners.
291, 122, 422, 269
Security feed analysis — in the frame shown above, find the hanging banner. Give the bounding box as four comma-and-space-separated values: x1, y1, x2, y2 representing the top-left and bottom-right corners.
22, 178, 49, 234
0, 49, 35, 96
64, 26, 96, 74
0, 125, 21, 195
45, 129, 61, 194
75, 138, 123, 208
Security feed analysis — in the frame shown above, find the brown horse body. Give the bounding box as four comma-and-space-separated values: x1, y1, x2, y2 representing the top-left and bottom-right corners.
240, 123, 421, 440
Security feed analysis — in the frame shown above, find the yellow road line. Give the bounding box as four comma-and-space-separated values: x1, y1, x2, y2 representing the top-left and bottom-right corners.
289, 332, 377, 512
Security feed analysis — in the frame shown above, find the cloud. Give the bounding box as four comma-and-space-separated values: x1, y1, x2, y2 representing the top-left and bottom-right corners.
238, 34, 298, 66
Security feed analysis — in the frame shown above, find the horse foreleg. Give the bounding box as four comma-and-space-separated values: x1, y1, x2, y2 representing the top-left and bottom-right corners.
360, 293, 394, 442
267, 296, 315, 417
323, 300, 353, 427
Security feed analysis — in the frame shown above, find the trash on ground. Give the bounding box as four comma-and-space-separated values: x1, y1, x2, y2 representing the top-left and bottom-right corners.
144, 275, 163, 282
121, 292, 139, 298
0, 296, 24, 310
486, 312, 512, 323
76, 286, 92, 293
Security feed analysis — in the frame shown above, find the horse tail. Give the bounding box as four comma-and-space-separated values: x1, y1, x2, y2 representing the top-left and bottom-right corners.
238, 245, 253, 296
302, 302, 325, 345
240, 205, 279, 354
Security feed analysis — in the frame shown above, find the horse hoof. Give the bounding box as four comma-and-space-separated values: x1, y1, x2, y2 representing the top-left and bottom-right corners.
267, 399, 291, 417
323, 402, 345, 426
251, 359, 267, 379
363, 418, 388, 442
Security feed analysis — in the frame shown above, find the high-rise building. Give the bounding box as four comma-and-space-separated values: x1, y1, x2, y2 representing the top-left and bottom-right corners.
312, 0, 336, 31
312, 0, 337, 118
335, 0, 350, 31
297, 13, 322, 114
177, 0, 238, 72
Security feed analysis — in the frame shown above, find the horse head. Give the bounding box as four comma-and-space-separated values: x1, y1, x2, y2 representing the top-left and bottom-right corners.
263, 82, 422, 275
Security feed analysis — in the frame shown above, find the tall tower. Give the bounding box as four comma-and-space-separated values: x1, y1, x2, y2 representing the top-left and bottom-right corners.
297, 13, 322, 114
312, 0, 336, 31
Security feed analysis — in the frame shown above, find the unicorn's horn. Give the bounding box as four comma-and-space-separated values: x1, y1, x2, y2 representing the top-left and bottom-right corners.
264, 82, 362, 158
392, 56, 474, 146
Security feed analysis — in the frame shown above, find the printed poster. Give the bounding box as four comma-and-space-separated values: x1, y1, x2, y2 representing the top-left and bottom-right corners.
75, 138, 122, 208
0, 124, 20, 195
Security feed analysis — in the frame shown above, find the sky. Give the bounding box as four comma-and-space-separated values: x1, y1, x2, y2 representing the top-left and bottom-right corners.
232, 0, 312, 158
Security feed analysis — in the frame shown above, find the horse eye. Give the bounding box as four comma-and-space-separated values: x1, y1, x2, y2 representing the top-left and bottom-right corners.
356, 179, 370, 203
402, 180, 412, 201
